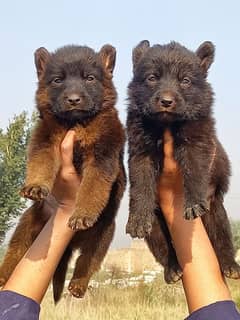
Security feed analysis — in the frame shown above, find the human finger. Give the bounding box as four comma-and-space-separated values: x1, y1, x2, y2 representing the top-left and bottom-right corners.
162, 129, 178, 174
60, 130, 76, 171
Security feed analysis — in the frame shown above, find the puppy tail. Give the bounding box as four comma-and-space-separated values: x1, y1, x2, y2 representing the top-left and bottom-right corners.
52, 247, 72, 304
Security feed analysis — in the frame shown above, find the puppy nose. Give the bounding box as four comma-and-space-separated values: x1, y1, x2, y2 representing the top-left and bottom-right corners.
161, 98, 173, 108
66, 94, 81, 106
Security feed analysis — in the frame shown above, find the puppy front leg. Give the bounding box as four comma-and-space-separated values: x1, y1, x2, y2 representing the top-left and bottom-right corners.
126, 155, 157, 238
175, 144, 210, 220
21, 143, 60, 201
68, 156, 118, 231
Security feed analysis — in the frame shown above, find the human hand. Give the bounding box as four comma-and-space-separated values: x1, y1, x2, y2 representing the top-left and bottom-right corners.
43, 130, 81, 216
158, 129, 184, 230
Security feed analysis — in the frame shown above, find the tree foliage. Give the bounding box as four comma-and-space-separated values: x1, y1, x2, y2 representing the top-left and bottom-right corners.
231, 219, 240, 251
0, 112, 34, 243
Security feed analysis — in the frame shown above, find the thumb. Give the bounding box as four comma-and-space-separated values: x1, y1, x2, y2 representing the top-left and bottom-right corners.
60, 130, 76, 170
162, 129, 178, 174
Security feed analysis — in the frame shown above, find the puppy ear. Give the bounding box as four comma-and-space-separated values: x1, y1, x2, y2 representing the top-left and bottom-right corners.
99, 44, 116, 78
133, 40, 150, 71
196, 41, 215, 73
34, 47, 51, 79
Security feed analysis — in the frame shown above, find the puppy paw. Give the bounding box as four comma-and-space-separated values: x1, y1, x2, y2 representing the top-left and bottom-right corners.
68, 214, 97, 231
126, 213, 153, 238
223, 262, 240, 279
164, 266, 182, 284
20, 184, 49, 201
184, 203, 209, 220
68, 279, 88, 298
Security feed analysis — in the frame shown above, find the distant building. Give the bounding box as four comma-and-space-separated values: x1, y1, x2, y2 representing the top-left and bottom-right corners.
102, 239, 163, 273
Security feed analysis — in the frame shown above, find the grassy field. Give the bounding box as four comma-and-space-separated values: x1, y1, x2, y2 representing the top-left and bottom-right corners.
40, 273, 240, 320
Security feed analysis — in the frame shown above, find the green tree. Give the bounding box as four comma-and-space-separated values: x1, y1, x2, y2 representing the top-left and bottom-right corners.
231, 220, 240, 250
0, 112, 33, 243
0, 245, 6, 263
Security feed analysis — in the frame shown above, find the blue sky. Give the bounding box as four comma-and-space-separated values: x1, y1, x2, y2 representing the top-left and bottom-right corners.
0, 0, 239, 247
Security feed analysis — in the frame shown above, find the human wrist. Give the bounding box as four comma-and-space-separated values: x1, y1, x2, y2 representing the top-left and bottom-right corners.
160, 194, 184, 235
52, 208, 76, 236
43, 194, 77, 219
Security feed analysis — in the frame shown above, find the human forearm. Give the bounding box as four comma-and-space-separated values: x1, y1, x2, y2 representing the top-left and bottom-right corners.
2, 130, 80, 305
164, 202, 231, 312
3, 207, 75, 303
159, 129, 231, 313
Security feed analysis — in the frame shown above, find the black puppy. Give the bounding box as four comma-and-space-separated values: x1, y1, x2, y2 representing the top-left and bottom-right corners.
126, 40, 240, 282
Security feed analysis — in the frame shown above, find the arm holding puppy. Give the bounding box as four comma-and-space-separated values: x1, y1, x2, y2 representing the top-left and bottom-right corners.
0, 130, 80, 319
158, 129, 240, 319
0, 129, 239, 320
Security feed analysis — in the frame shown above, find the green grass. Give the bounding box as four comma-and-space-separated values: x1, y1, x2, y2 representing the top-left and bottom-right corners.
40, 274, 240, 320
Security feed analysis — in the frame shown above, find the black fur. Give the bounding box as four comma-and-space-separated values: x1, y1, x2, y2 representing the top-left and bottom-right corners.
126, 40, 240, 282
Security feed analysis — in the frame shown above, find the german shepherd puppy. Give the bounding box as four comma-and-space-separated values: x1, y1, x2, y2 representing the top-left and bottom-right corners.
0, 44, 126, 302
126, 40, 240, 282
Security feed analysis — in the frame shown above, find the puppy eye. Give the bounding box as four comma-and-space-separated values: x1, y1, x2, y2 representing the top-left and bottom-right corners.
86, 75, 95, 82
52, 77, 63, 84
181, 77, 191, 86
147, 74, 157, 82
